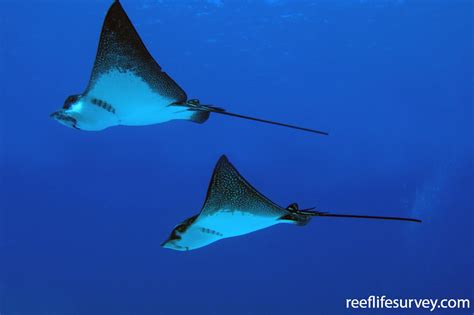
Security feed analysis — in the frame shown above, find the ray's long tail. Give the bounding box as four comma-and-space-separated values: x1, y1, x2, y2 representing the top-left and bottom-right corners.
300, 210, 422, 223
286, 203, 422, 224
185, 100, 329, 136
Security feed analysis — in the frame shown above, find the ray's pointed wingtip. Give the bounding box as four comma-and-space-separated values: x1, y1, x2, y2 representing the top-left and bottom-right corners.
111, 0, 121, 7
216, 155, 231, 167
218, 154, 229, 162
215, 154, 234, 170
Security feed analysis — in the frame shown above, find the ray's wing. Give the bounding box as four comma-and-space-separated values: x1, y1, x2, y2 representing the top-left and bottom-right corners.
199, 155, 286, 218
84, 0, 187, 103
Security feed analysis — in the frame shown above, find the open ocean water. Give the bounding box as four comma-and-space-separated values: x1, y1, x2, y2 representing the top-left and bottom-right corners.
0, 0, 472, 314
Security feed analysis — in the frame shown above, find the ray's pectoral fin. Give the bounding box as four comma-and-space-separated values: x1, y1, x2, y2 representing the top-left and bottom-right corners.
85, 0, 187, 106
198, 155, 285, 218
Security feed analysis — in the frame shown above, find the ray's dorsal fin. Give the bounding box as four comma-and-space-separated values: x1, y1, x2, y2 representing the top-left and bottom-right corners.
199, 155, 284, 217
85, 0, 187, 102
286, 203, 299, 211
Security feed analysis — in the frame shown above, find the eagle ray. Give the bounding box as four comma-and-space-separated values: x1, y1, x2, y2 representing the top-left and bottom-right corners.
162, 155, 421, 251
50, 0, 328, 135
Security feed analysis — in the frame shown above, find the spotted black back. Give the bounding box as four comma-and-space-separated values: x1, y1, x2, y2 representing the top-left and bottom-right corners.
199, 155, 286, 218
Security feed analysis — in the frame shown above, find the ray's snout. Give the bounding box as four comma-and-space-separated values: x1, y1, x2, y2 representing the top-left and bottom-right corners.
50, 110, 78, 129
161, 240, 176, 250
50, 110, 60, 119
161, 242, 173, 250
50, 110, 68, 120
161, 237, 188, 251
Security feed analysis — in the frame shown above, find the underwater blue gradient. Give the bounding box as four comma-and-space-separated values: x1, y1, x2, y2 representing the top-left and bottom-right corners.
0, 0, 472, 314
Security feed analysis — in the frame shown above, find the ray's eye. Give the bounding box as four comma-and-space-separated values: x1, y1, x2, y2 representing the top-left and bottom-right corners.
169, 230, 182, 241
63, 95, 78, 109
176, 225, 186, 233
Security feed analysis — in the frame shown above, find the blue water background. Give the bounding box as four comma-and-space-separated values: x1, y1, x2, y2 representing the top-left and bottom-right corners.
0, 0, 472, 314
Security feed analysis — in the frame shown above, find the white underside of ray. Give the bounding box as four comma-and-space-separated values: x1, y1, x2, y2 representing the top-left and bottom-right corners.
77, 69, 193, 130
199, 209, 284, 237
179, 208, 291, 249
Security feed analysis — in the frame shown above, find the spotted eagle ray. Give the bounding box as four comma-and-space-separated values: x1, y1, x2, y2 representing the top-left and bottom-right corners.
162, 155, 421, 251
50, 0, 327, 135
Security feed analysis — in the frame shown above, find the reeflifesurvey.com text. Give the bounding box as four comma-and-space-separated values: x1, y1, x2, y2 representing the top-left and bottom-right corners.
346, 295, 471, 312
